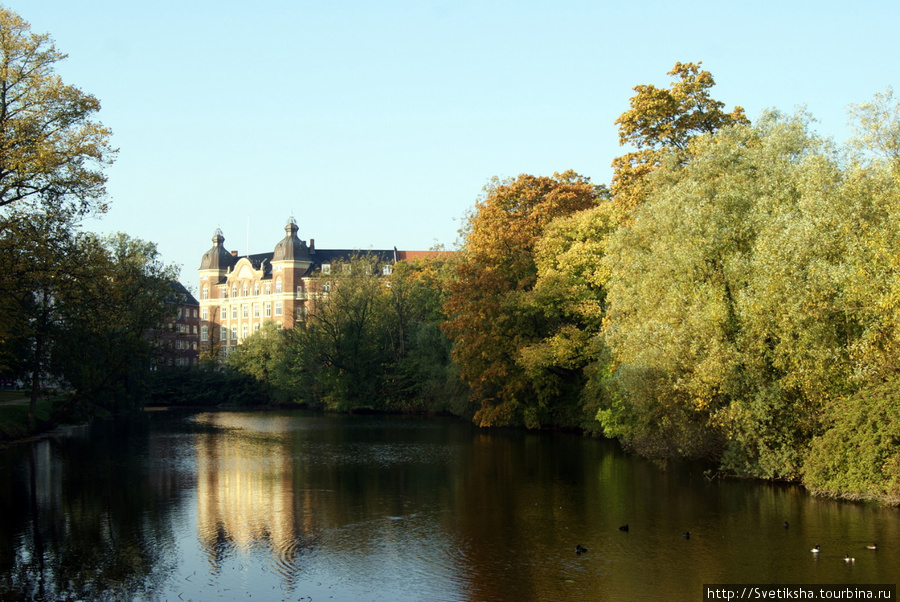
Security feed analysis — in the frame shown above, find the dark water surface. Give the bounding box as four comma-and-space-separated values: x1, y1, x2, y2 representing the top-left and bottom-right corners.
0, 410, 896, 601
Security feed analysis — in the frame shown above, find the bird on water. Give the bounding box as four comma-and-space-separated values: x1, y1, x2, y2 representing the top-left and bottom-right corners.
575, 544, 588, 555
619, 525, 629, 532
810, 545, 820, 554
866, 543, 878, 551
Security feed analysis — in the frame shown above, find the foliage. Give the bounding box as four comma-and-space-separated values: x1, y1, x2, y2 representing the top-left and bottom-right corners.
0, 7, 115, 216
802, 377, 900, 503
244, 254, 467, 413
53, 233, 179, 412
442, 171, 603, 427
146, 365, 271, 407
602, 113, 836, 472
610, 62, 748, 215
226, 321, 292, 402
517, 202, 619, 431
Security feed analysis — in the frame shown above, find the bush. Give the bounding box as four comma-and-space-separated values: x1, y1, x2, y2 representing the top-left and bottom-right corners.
802, 377, 900, 504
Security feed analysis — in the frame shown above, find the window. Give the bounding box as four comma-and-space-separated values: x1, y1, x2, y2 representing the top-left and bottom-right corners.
232, 285, 237, 298
265, 283, 271, 295
193, 309, 198, 318
383, 264, 393, 275
322, 263, 331, 275
201, 326, 208, 342
220, 306, 227, 320
265, 303, 272, 317
231, 306, 238, 319
254, 283, 260, 296
202, 308, 208, 321
275, 301, 283, 316
254, 323, 260, 332
220, 327, 227, 341
253, 303, 260, 318
202, 287, 209, 300
275, 279, 282, 294
242, 304, 249, 318
242, 284, 248, 297
323, 281, 331, 293
231, 325, 237, 340
242, 325, 248, 339
296, 306, 306, 320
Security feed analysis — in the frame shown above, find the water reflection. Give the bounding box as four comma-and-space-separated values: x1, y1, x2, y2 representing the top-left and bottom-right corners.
193, 412, 318, 581
0, 417, 189, 601
0, 411, 897, 601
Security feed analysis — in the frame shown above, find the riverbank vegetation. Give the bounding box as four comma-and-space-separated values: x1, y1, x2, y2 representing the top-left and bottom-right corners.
2, 5, 897, 502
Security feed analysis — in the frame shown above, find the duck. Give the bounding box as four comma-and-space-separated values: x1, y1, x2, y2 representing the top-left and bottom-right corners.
810, 545, 820, 554
783, 521, 789, 529
575, 544, 588, 555
844, 554, 855, 563
682, 531, 691, 539
865, 543, 877, 550
618, 524, 629, 532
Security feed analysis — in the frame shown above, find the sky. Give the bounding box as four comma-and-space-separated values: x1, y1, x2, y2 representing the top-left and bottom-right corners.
15, 0, 900, 287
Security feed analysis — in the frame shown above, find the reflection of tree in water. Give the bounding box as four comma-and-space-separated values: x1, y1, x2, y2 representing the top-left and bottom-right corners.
0, 415, 187, 600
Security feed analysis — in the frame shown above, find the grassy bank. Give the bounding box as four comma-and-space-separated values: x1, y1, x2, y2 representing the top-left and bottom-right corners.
0, 398, 56, 442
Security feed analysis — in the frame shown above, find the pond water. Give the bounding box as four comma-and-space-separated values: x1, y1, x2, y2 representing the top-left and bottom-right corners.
0, 410, 896, 601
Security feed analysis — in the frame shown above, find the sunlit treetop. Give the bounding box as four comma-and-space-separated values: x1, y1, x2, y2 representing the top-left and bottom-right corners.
0, 7, 116, 216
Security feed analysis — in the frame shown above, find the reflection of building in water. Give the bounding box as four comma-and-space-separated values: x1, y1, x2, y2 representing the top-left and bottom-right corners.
194, 413, 316, 575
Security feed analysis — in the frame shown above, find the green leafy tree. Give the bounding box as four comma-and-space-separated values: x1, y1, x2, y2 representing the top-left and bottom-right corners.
602, 112, 832, 470
442, 171, 602, 427
287, 255, 393, 410
517, 202, 618, 430
226, 321, 291, 402
0, 7, 115, 215
54, 233, 178, 413
0, 208, 78, 420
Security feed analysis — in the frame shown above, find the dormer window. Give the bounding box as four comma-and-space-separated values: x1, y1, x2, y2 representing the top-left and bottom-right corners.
322, 263, 331, 275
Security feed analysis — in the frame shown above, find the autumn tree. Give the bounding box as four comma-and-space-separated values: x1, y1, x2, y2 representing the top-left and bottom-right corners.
0, 7, 115, 216
442, 171, 602, 427
610, 62, 748, 215
517, 202, 619, 430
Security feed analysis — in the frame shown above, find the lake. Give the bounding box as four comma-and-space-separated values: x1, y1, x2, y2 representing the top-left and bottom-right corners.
0, 410, 896, 601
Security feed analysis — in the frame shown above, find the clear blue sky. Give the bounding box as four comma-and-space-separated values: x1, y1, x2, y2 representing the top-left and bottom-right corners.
15, 0, 900, 286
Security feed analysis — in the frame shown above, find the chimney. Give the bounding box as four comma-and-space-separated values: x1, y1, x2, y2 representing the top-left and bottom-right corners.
309, 238, 315, 253
231, 250, 238, 257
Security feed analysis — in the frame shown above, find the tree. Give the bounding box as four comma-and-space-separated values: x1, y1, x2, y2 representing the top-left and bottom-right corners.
0, 207, 79, 420
601, 112, 834, 470
226, 321, 291, 402
610, 62, 748, 215
442, 171, 602, 427
54, 233, 178, 412
0, 7, 115, 216
516, 202, 619, 431
287, 255, 394, 410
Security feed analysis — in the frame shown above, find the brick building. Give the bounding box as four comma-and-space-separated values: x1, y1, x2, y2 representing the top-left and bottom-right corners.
198, 218, 402, 357
157, 281, 201, 366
